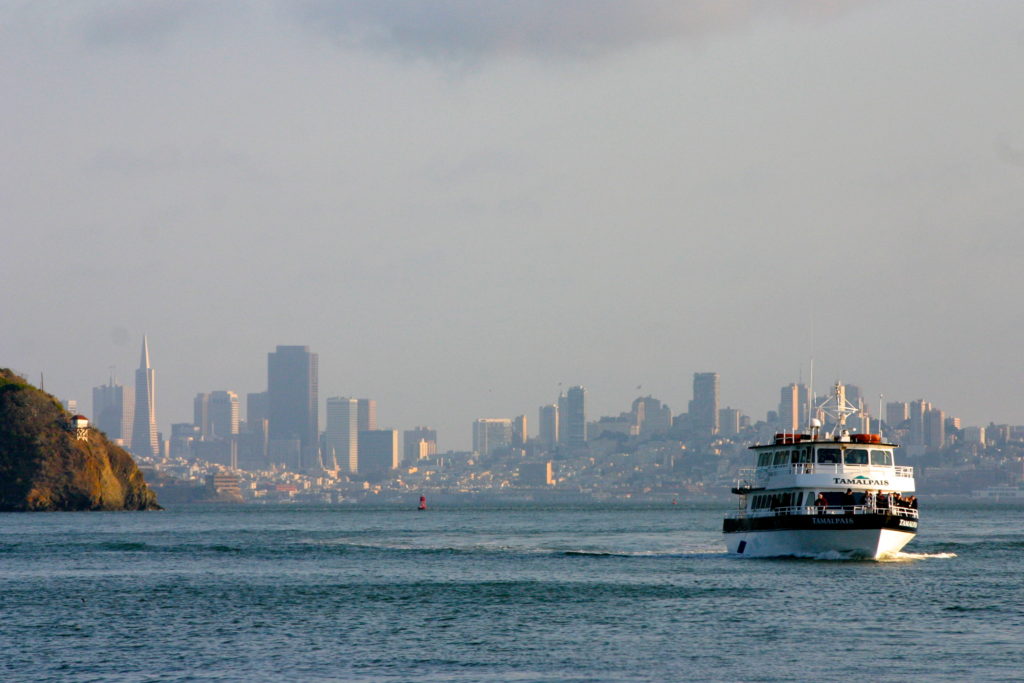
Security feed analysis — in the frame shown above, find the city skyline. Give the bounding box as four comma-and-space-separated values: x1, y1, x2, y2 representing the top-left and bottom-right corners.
4, 3, 1024, 447
63, 337, 1016, 455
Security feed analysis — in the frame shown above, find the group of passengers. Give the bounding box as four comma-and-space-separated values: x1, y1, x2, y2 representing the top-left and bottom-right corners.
813, 490, 917, 512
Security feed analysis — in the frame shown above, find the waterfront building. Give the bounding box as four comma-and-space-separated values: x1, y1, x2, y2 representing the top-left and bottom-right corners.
130, 336, 159, 458
267, 346, 319, 471
519, 461, 554, 486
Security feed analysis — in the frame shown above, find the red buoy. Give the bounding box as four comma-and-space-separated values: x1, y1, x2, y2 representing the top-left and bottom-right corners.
418, 495, 427, 511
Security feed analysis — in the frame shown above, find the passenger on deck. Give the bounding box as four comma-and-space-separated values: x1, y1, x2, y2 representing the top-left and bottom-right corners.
843, 489, 855, 515
864, 490, 876, 509
909, 496, 918, 510
876, 491, 889, 510
815, 493, 828, 512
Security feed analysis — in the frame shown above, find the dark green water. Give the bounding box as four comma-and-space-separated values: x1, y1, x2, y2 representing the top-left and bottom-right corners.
1, 503, 1021, 681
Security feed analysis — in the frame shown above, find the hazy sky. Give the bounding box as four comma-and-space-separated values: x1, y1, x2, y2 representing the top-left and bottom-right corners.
4, 1, 1023, 449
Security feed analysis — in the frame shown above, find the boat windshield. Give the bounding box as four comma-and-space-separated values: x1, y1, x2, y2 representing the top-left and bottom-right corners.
871, 450, 893, 466
844, 449, 869, 465
817, 448, 841, 464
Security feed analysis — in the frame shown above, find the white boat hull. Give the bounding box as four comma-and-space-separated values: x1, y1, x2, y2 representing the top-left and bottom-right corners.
724, 527, 915, 559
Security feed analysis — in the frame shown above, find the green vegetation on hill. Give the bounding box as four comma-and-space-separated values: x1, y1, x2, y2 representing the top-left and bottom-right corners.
0, 368, 160, 511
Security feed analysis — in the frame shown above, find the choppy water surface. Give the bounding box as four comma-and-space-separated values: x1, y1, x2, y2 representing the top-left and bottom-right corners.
1, 503, 1021, 682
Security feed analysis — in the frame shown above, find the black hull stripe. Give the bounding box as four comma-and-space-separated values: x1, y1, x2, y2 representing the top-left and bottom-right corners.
723, 513, 918, 534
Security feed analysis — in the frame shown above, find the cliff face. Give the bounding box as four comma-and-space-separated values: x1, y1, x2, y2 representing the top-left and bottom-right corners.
0, 369, 160, 511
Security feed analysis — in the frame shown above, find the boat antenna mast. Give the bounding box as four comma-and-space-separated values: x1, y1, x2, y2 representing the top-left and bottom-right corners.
815, 381, 860, 440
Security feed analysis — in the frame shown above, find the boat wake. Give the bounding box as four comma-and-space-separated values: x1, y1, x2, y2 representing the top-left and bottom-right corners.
881, 551, 957, 561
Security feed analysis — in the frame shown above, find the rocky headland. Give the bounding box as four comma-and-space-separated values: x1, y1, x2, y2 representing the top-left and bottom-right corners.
0, 369, 160, 511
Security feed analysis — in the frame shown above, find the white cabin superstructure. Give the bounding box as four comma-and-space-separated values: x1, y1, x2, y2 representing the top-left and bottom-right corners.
723, 382, 919, 559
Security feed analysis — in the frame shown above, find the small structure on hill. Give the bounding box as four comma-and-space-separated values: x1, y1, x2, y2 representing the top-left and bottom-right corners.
68, 415, 90, 441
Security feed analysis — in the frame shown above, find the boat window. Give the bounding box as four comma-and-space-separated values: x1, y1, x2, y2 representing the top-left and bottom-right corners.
817, 448, 841, 464
844, 449, 869, 465
772, 451, 789, 466
870, 450, 893, 466
798, 448, 813, 464
757, 453, 772, 467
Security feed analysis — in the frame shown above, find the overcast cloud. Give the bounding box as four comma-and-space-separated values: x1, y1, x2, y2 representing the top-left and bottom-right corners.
2, 1, 1023, 448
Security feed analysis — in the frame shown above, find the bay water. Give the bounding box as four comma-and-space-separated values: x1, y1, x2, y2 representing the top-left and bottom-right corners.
1, 503, 1021, 681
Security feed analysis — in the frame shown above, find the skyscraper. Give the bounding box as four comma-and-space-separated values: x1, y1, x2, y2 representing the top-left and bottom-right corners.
563, 386, 587, 448
538, 404, 559, 449
886, 401, 909, 429
512, 415, 528, 448
357, 399, 377, 433
130, 336, 159, 457
403, 426, 437, 464
206, 391, 239, 439
473, 418, 513, 456
777, 383, 810, 432
326, 397, 359, 473
194, 393, 210, 437
358, 429, 399, 480
268, 345, 319, 471
690, 372, 719, 438
92, 377, 133, 444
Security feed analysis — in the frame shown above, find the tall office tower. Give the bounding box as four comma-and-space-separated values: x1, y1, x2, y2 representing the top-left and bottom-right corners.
241, 391, 269, 469
886, 401, 909, 429
193, 393, 210, 437
690, 373, 720, 438
267, 345, 319, 471
961, 426, 986, 446
358, 429, 399, 480
632, 396, 672, 437
845, 385, 864, 412
473, 418, 513, 456
130, 336, 159, 457
357, 399, 377, 433
557, 393, 568, 443
169, 423, 199, 460
208, 390, 240, 439
925, 408, 946, 450
778, 384, 811, 432
908, 399, 929, 446
92, 378, 134, 444
538, 404, 559, 449
718, 407, 741, 437
326, 397, 359, 474
247, 391, 269, 426
563, 386, 587, 447
778, 384, 800, 432
403, 426, 437, 464
512, 415, 528, 448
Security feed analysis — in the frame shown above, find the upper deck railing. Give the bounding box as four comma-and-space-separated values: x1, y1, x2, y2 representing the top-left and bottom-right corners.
740, 463, 913, 483
725, 504, 919, 520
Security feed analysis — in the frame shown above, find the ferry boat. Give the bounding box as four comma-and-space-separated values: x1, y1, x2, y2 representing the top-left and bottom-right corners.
724, 383, 918, 559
